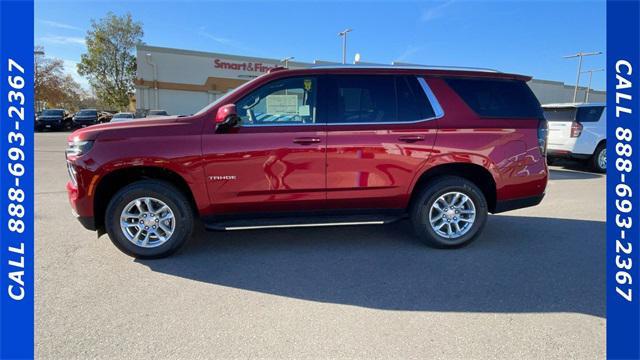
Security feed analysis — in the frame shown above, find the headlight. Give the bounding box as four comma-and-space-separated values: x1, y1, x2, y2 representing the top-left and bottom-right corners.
65, 139, 94, 157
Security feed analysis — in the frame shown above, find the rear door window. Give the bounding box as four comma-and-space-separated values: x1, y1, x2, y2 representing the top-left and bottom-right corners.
325, 75, 396, 124
396, 76, 436, 121
446, 78, 543, 119
324, 75, 437, 124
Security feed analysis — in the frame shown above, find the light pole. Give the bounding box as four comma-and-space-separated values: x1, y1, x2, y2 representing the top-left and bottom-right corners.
34, 50, 45, 113
280, 56, 294, 68
581, 68, 604, 103
338, 28, 352, 65
563, 51, 602, 103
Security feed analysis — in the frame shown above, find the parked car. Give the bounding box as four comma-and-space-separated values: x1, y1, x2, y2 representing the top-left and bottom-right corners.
98, 111, 114, 123
72, 109, 100, 128
110, 112, 136, 122
147, 109, 169, 117
35, 108, 73, 131
543, 102, 606, 172
65, 65, 548, 258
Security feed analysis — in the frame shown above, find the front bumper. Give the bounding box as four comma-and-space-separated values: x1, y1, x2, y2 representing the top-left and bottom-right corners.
76, 215, 97, 230
37, 120, 62, 129
67, 179, 96, 230
73, 119, 98, 127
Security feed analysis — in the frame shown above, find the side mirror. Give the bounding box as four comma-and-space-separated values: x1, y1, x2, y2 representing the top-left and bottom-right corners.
215, 104, 240, 132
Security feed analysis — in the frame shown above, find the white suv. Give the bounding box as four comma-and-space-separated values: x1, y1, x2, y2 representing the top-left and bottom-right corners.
543, 103, 607, 173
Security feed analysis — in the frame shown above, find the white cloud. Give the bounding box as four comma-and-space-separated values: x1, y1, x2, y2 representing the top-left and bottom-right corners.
39, 19, 82, 31
395, 45, 422, 63
196, 26, 252, 53
40, 35, 85, 46
421, 0, 456, 22
63, 59, 91, 91
197, 28, 233, 45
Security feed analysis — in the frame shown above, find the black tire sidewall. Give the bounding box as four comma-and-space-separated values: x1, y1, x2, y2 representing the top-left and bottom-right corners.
591, 143, 606, 173
412, 176, 488, 248
105, 181, 193, 258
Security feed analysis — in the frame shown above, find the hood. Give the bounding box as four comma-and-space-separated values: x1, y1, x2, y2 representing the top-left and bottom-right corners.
68, 115, 183, 142
38, 115, 63, 120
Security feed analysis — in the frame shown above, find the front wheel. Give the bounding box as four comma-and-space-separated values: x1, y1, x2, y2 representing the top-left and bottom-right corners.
105, 180, 194, 258
411, 176, 488, 248
590, 143, 606, 173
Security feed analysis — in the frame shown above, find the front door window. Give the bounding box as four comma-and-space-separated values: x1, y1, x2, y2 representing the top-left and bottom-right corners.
235, 77, 317, 126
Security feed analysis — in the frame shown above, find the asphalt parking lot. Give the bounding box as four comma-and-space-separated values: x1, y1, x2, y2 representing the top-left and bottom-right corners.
35, 131, 605, 359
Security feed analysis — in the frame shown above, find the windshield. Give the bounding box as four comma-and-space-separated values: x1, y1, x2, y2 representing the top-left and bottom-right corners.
114, 113, 133, 118
42, 109, 64, 116
77, 110, 97, 116
194, 77, 260, 116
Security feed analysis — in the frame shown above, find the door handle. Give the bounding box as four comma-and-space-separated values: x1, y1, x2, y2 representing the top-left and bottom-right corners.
293, 137, 322, 145
398, 135, 425, 143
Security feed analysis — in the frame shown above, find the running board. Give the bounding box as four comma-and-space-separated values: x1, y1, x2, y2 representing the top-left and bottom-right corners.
204, 214, 405, 231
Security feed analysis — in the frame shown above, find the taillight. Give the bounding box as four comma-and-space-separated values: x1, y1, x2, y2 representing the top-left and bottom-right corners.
570, 121, 583, 137
538, 119, 548, 157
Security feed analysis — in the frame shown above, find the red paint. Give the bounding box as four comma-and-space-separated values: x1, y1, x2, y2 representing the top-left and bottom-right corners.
66, 67, 547, 228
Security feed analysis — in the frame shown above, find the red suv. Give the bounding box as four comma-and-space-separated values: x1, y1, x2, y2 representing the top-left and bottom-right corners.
66, 66, 548, 258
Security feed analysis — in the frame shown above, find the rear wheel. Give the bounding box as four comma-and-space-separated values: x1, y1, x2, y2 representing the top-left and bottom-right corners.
105, 180, 194, 258
590, 142, 606, 173
411, 176, 488, 248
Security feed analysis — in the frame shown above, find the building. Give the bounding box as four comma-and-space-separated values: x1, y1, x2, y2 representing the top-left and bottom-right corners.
135, 44, 606, 116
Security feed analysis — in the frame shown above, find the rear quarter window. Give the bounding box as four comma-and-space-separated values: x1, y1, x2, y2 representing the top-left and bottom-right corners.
576, 106, 605, 122
445, 78, 543, 119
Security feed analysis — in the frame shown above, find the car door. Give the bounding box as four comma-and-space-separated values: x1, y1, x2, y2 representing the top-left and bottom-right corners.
324, 74, 439, 210
201, 75, 326, 215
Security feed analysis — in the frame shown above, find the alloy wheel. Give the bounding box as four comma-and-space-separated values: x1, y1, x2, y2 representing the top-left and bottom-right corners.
428, 191, 476, 239
119, 197, 175, 248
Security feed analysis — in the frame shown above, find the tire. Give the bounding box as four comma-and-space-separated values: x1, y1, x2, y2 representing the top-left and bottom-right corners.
105, 180, 194, 258
590, 142, 606, 173
410, 176, 488, 248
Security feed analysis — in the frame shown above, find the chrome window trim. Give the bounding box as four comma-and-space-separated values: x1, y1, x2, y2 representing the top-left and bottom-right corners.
417, 77, 445, 119
241, 121, 320, 127
238, 75, 445, 128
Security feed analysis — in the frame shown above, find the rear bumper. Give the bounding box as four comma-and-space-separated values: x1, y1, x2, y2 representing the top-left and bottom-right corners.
547, 149, 591, 160
493, 193, 545, 214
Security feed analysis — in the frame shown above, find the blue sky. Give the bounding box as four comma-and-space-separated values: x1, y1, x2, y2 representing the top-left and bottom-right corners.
35, 0, 606, 91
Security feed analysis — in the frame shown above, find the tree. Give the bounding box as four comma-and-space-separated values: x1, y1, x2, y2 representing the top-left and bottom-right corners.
77, 12, 143, 110
35, 46, 82, 109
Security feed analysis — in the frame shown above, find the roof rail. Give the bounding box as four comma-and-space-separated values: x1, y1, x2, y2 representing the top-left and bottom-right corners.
310, 63, 500, 73
267, 66, 288, 74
